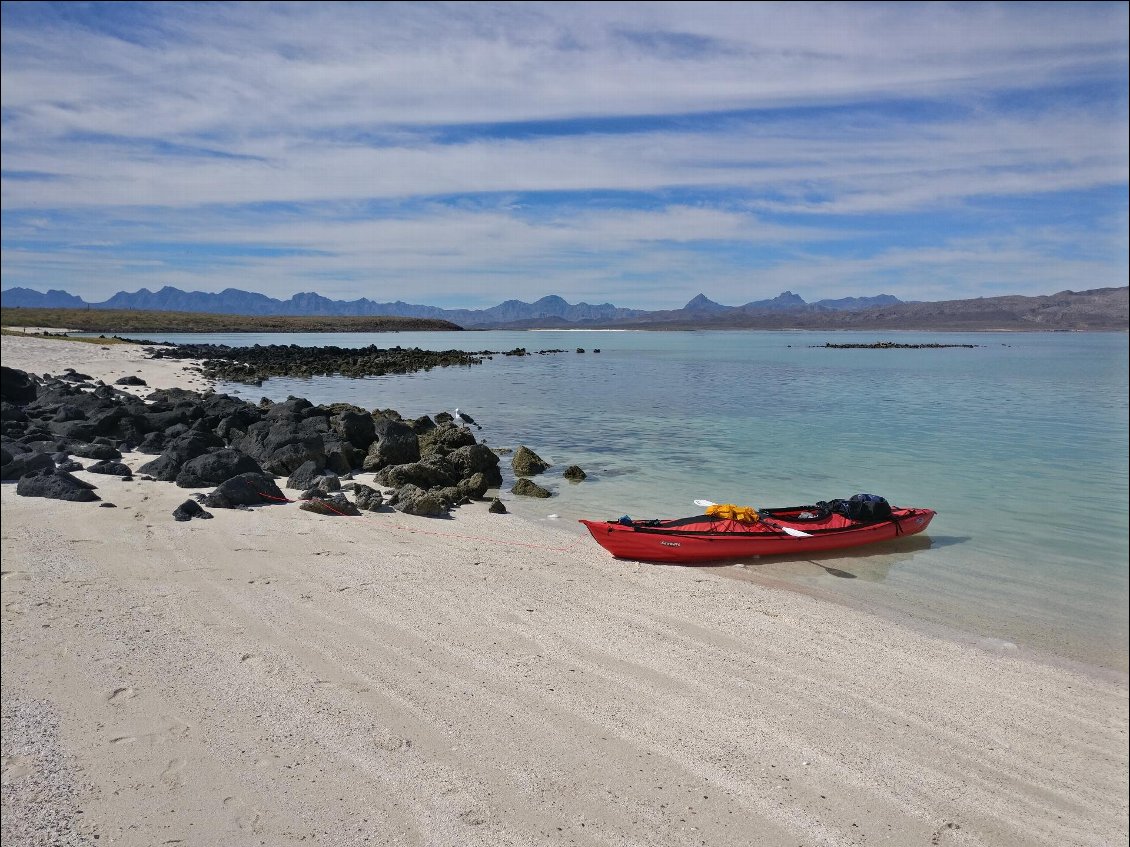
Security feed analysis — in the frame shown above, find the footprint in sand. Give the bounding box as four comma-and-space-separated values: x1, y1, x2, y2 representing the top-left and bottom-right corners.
223, 796, 265, 833
160, 757, 186, 790
1, 755, 34, 784
107, 686, 137, 704
109, 716, 192, 746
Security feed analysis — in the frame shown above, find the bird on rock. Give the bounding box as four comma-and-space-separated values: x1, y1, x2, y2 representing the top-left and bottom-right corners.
452, 408, 481, 430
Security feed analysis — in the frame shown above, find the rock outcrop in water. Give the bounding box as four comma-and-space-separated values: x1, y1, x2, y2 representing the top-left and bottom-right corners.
147, 342, 563, 384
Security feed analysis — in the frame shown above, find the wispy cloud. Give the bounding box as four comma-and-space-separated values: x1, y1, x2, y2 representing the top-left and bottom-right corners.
2, 1, 1127, 307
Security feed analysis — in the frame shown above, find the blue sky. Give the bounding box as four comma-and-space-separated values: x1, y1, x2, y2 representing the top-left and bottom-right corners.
1, 1, 1127, 309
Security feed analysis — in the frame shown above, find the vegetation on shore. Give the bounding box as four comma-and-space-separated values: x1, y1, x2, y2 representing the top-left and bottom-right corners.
0, 307, 463, 334
0, 327, 130, 344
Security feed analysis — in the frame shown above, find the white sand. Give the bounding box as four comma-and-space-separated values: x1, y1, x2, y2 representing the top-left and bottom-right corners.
2, 334, 1127, 847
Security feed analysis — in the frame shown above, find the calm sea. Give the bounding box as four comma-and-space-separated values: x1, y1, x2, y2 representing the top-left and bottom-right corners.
139, 329, 1129, 674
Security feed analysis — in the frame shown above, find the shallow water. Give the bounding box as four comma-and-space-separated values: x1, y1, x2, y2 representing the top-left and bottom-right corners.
140, 329, 1129, 672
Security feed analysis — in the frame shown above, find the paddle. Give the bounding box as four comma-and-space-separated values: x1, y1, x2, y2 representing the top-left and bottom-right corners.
693, 499, 812, 538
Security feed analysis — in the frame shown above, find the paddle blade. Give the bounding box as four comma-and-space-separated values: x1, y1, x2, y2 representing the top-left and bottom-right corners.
693, 499, 716, 508
779, 526, 813, 538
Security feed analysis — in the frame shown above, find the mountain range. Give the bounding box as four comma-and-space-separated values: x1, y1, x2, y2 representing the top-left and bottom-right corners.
0, 285, 900, 327
2, 285, 1126, 331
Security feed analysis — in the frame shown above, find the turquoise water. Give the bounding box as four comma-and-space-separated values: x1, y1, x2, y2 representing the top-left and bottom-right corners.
140, 330, 1129, 673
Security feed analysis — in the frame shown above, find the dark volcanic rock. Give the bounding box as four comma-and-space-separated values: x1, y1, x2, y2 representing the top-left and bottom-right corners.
86, 460, 133, 477
446, 444, 502, 485
176, 449, 264, 488
298, 476, 341, 499
362, 419, 420, 471
351, 483, 384, 511
1, 367, 37, 404
563, 465, 587, 480
511, 446, 550, 476
1, 450, 55, 480
16, 468, 100, 502
1, 401, 28, 424
334, 410, 376, 450
418, 423, 476, 459
511, 477, 552, 498
298, 494, 361, 517
173, 499, 213, 521
137, 434, 221, 481
115, 375, 148, 386
321, 435, 360, 475
375, 458, 458, 490
488, 498, 507, 513
150, 343, 492, 384
203, 472, 286, 509
66, 441, 122, 461
390, 483, 448, 516
231, 420, 325, 475
52, 404, 88, 422
286, 460, 327, 491
457, 472, 492, 500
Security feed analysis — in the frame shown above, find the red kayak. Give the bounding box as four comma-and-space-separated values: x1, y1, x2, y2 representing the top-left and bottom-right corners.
580, 503, 935, 564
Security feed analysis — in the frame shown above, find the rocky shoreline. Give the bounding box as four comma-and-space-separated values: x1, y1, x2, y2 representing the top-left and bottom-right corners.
148, 342, 566, 384
1, 363, 580, 519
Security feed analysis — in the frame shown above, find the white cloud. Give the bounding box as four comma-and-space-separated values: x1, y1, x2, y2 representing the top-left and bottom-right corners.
1, 1, 1126, 306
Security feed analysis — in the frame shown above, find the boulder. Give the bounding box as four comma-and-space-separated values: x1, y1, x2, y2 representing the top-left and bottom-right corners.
446, 444, 502, 485
298, 476, 340, 498
563, 465, 587, 480
418, 423, 476, 458
1, 401, 28, 424
375, 458, 458, 490
86, 460, 133, 477
46, 420, 97, 442
351, 483, 384, 511
321, 435, 360, 475
136, 431, 168, 454
488, 498, 507, 514
0, 450, 55, 480
287, 460, 327, 491
137, 434, 220, 481
173, 499, 213, 521
52, 404, 88, 422
362, 419, 420, 471
512, 446, 550, 476
175, 449, 264, 488
298, 494, 361, 517
334, 410, 376, 450
390, 483, 448, 517
511, 478, 552, 498
231, 420, 325, 475
203, 472, 286, 509
0, 367, 37, 404
66, 441, 123, 461
15, 468, 99, 502
115, 375, 147, 386
457, 472, 492, 500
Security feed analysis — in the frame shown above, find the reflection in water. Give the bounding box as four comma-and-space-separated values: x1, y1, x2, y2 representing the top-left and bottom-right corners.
695, 534, 947, 585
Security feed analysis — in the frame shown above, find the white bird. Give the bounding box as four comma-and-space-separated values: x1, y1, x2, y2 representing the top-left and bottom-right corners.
452, 408, 481, 429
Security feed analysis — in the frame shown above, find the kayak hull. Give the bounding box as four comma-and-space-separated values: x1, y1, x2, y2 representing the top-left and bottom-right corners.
580, 507, 935, 563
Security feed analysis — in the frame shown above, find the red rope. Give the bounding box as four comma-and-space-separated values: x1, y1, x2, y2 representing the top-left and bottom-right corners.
258, 491, 358, 518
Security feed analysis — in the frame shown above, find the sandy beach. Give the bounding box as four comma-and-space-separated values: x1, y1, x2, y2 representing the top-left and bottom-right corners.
1, 333, 1127, 847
